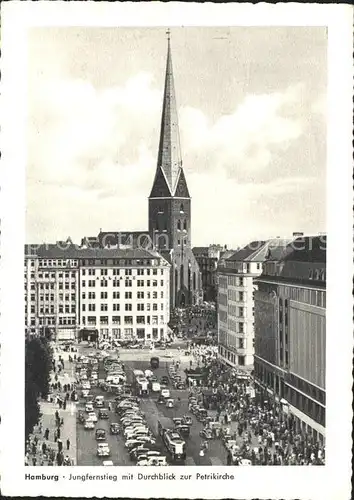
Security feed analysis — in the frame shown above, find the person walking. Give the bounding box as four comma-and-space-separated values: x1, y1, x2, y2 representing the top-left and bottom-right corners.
54, 430, 58, 443
66, 438, 70, 450
44, 428, 49, 440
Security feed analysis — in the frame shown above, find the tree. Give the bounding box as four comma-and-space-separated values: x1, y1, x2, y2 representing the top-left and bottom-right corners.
25, 336, 53, 439
26, 336, 53, 398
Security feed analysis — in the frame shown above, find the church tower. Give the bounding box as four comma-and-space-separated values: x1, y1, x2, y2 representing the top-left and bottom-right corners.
148, 31, 202, 309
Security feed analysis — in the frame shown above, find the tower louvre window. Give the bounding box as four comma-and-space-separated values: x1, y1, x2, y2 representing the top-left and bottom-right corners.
180, 204, 184, 214
177, 220, 181, 230
183, 220, 187, 231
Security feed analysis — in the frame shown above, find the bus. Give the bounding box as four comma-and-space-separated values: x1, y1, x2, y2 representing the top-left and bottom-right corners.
132, 369, 149, 397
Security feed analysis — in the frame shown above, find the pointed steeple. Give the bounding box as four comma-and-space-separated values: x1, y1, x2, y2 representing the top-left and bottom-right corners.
155, 29, 183, 196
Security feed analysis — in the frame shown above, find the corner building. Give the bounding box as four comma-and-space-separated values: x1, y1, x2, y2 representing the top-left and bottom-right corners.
24, 244, 170, 342
148, 35, 202, 309
217, 239, 291, 370
254, 236, 326, 442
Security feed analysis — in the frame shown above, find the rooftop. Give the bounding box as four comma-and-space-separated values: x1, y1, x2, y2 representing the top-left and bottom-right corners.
226, 241, 266, 262
24, 243, 167, 262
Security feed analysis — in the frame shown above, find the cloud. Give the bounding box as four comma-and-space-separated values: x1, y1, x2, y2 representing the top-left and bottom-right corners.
28, 72, 161, 194
179, 85, 304, 176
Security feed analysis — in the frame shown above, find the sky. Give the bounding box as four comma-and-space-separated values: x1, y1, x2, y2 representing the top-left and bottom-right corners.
27, 27, 327, 248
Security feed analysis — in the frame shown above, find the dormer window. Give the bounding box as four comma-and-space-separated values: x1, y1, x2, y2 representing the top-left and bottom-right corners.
309, 269, 314, 280
314, 269, 320, 280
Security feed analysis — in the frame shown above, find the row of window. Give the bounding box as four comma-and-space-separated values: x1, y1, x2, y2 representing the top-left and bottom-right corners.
226, 306, 245, 318
100, 327, 164, 339
25, 259, 78, 268
82, 268, 164, 276
25, 258, 164, 268
82, 303, 164, 312
227, 319, 245, 334
25, 271, 77, 279
227, 276, 247, 287
27, 293, 77, 302
81, 259, 160, 267
228, 290, 246, 302
81, 279, 164, 288
218, 345, 246, 366
26, 282, 76, 291
225, 262, 261, 273
83, 315, 165, 326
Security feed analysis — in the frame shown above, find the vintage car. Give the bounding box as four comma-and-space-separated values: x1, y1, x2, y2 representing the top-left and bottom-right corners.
182, 415, 193, 426
98, 409, 109, 419
110, 423, 120, 435
95, 428, 107, 441
77, 410, 86, 424
199, 428, 213, 440
165, 398, 174, 408
84, 419, 95, 430
97, 443, 110, 457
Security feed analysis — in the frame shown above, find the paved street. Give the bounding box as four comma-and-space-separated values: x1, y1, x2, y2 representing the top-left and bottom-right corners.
75, 345, 226, 466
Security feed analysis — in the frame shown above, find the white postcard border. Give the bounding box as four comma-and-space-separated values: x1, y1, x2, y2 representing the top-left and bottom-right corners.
0, 2, 353, 499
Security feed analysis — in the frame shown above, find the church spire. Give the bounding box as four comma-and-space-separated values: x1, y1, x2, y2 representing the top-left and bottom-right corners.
154, 29, 183, 196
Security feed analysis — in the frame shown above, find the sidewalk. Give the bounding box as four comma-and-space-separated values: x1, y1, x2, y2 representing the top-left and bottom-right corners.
27, 347, 78, 466
39, 400, 77, 465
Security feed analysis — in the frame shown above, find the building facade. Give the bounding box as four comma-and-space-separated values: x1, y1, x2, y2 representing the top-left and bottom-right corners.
217, 239, 292, 370
217, 242, 266, 370
25, 244, 170, 342
192, 245, 225, 302
253, 235, 326, 442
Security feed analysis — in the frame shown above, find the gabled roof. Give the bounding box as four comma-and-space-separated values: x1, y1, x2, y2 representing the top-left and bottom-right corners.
24, 243, 166, 260
174, 168, 190, 198
149, 166, 172, 198
226, 241, 266, 262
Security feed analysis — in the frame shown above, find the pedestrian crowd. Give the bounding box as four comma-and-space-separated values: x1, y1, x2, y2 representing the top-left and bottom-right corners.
191, 361, 326, 466
25, 410, 73, 466
25, 349, 77, 466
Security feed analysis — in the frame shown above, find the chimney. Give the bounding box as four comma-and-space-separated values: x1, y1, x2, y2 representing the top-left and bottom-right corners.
292, 232, 304, 238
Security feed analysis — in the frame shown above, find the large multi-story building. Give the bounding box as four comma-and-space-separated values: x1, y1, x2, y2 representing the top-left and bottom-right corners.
24, 243, 170, 342
217, 239, 292, 370
253, 235, 326, 443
